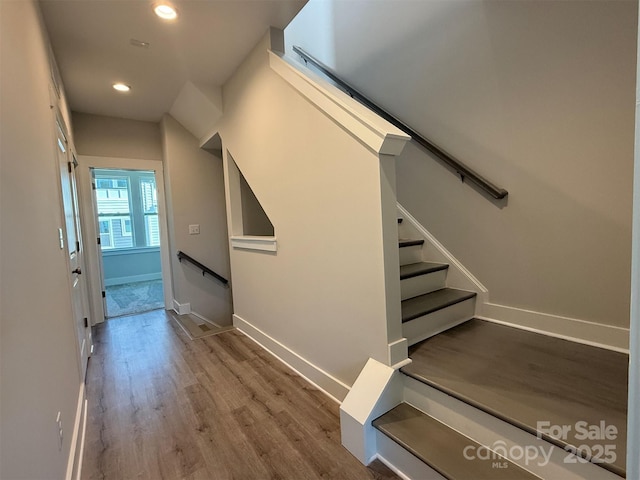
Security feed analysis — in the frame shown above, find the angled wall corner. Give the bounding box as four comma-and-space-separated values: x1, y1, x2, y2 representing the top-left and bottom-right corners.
201, 131, 222, 158
169, 81, 223, 142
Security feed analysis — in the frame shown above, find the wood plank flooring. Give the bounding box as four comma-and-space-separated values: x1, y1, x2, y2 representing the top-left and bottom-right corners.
403, 319, 628, 477
82, 309, 397, 480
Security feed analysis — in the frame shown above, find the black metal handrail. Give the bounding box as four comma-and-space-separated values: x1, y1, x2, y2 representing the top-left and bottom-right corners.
177, 251, 229, 286
292, 46, 508, 200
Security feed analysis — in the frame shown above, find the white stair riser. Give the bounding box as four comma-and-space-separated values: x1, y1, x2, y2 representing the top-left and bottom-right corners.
401, 270, 447, 301
403, 299, 475, 346
402, 377, 621, 480
375, 430, 447, 480
398, 223, 411, 240
399, 245, 422, 266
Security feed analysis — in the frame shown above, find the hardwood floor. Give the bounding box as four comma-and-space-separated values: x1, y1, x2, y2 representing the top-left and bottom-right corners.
82, 309, 397, 480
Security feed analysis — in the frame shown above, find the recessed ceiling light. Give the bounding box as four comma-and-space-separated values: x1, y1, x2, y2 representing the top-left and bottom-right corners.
113, 83, 131, 92
154, 4, 177, 20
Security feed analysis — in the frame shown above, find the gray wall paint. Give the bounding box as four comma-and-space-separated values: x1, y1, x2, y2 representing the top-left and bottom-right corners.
102, 249, 161, 285
161, 114, 233, 324
286, 0, 637, 328
73, 112, 162, 160
1, 1, 82, 477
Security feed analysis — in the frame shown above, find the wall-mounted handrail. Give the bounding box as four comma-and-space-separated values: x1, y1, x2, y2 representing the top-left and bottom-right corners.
177, 250, 229, 286
292, 46, 508, 200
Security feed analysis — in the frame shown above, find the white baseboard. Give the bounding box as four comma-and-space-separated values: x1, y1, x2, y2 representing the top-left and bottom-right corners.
65, 383, 87, 480
103, 272, 162, 287
479, 303, 630, 353
233, 313, 350, 402
398, 202, 630, 354
75, 399, 88, 480
172, 300, 191, 315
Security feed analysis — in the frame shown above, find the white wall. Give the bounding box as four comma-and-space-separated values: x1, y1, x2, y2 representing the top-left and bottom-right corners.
286, 0, 637, 329
218, 31, 402, 393
73, 112, 163, 160
0, 1, 82, 477
161, 114, 232, 325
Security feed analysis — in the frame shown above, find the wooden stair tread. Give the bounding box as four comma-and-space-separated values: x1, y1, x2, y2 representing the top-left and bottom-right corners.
401, 288, 476, 322
400, 262, 448, 280
402, 319, 628, 477
399, 238, 424, 248
373, 403, 540, 480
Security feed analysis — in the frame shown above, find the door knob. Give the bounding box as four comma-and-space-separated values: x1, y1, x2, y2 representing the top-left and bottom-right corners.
72, 268, 82, 275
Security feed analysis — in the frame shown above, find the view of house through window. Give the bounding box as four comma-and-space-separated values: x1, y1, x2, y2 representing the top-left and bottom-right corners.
92, 168, 164, 318
94, 172, 160, 249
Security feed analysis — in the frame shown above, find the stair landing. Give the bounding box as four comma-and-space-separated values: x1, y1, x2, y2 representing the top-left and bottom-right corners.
402, 319, 628, 477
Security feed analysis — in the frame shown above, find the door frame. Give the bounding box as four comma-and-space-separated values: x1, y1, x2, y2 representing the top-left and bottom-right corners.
53, 111, 91, 379
77, 155, 173, 324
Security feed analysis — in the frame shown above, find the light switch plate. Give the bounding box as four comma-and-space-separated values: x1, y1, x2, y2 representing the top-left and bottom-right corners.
189, 224, 200, 235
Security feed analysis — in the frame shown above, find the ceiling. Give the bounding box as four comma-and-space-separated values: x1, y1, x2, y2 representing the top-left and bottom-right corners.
39, 0, 307, 122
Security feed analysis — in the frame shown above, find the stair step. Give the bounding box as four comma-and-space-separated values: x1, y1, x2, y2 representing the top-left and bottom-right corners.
399, 238, 424, 266
373, 403, 539, 480
401, 262, 449, 300
400, 262, 448, 280
402, 288, 476, 323
402, 319, 628, 477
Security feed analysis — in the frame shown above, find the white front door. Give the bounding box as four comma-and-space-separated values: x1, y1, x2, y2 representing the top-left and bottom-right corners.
56, 119, 91, 379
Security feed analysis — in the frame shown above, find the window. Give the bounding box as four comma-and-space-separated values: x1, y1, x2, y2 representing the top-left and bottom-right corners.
98, 216, 133, 249
145, 215, 160, 247
121, 218, 132, 237
140, 177, 160, 246
93, 169, 160, 250
99, 219, 112, 248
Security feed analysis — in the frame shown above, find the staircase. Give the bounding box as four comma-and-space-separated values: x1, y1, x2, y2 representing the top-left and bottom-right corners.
366, 217, 628, 479
397, 218, 477, 346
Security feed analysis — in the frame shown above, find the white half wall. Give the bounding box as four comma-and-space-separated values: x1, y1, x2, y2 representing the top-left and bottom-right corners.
219, 29, 408, 389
